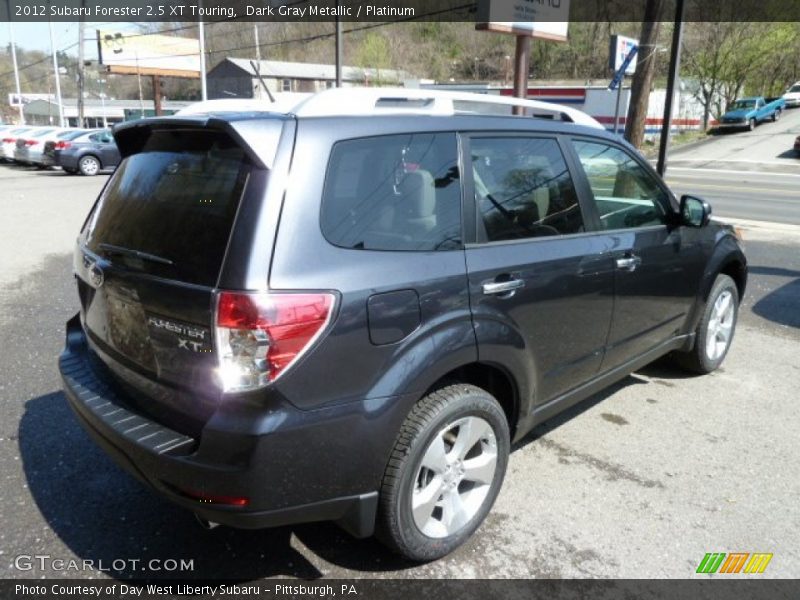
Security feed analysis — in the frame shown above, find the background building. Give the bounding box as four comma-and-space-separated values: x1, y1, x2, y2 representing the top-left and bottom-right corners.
22, 98, 193, 127
207, 58, 407, 100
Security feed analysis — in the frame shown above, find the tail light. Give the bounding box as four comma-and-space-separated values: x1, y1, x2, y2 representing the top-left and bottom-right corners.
54, 141, 71, 150
215, 291, 336, 392
25, 140, 38, 146
2, 138, 14, 143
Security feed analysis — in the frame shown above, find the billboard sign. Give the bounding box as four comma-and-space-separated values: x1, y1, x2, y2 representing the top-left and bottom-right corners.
476, 0, 570, 42
609, 35, 639, 75
97, 29, 201, 78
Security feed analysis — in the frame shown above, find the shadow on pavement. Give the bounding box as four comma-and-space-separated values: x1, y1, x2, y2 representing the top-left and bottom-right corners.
18, 392, 417, 581
750, 265, 800, 329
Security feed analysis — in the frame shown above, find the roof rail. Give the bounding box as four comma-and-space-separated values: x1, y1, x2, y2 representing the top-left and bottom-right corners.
291, 87, 604, 129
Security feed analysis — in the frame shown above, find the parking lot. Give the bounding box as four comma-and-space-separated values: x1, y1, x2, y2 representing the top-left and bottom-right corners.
1, 163, 799, 579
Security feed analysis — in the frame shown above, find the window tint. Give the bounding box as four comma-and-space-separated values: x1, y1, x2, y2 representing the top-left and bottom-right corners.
86, 130, 249, 286
572, 140, 670, 230
322, 133, 461, 251
471, 137, 584, 242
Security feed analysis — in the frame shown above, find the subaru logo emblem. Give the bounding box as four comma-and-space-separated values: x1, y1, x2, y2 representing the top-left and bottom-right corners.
89, 263, 105, 288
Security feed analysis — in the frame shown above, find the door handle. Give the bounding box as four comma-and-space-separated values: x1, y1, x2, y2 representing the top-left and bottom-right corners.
482, 279, 525, 296
615, 255, 642, 272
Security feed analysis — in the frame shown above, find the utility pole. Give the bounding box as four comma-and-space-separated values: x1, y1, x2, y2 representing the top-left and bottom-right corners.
656, 0, 686, 177
77, 9, 85, 128
335, 0, 342, 87
7, 5, 25, 125
48, 15, 65, 127
512, 36, 531, 116
198, 7, 207, 100
152, 75, 163, 116
254, 23, 261, 63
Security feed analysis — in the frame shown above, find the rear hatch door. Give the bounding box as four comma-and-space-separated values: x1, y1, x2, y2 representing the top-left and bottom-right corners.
75, 126, 258, 432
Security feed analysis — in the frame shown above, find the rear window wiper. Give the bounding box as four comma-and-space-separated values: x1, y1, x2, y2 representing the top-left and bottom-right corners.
99, 243, 174, 266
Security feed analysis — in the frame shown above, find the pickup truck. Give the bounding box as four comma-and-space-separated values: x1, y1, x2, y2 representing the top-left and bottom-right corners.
718, 96, 786, 131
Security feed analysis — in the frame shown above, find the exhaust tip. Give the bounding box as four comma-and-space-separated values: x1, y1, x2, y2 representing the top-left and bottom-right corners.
194, 514, 220, 530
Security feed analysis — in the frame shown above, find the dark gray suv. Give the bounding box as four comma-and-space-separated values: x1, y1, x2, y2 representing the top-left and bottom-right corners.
59, 89, 746, 561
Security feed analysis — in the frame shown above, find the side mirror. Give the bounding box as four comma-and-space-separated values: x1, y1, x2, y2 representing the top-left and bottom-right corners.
680, 194, 712, 227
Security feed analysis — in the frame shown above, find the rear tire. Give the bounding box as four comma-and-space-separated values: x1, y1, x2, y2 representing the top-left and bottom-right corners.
674, 274, 739, 374
376, 384, 509, 561
78, 155, 101, 176
772, 109, 781, 122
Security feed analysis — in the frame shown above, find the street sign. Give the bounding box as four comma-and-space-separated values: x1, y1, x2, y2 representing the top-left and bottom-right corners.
476, 0, 571, 42
608, 46, 638, 91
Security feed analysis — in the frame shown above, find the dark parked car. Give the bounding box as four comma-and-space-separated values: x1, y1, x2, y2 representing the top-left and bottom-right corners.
54, 129, 120, 175
41, 129, 94, 168
59, 89, 746, 561
794, 135, 800, 155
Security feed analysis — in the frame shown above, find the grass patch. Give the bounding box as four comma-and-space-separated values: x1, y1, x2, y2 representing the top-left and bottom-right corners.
640, 130, 711, 158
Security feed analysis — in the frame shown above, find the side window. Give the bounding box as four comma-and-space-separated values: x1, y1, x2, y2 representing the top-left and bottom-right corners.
572, 140, 670, 230
88, 133, 101, 143
321, 133, 461, 251
471, 137, 584, 242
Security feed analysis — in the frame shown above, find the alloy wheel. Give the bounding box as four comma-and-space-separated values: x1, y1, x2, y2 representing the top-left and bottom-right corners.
411, 415, 498, 538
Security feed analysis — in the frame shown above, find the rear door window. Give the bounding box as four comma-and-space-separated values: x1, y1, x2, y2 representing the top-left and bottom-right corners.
85, 130, 250, 286
321, 133, 462, 251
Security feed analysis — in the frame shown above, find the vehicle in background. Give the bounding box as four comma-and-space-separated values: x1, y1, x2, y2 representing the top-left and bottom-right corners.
718, 96, 786, 131
41, 129, 96, 168
782, 82, 800, 108
1, 127, 35, 162
54, 129, 120, 176
13, 127, 62, 165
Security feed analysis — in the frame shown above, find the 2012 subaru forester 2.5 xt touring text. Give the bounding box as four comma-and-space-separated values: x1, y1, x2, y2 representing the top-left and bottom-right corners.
59, 88, 746, 561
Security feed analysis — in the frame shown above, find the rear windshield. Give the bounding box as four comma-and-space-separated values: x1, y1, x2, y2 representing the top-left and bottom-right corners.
85, 130, 250, 286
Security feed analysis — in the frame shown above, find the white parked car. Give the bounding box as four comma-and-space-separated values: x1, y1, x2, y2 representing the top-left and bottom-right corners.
13, 127, 64, 165
1, 126, 37, 162
783, 82, 800, 108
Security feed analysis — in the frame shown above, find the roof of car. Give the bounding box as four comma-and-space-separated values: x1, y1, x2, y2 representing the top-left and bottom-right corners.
171, 88, 605, 130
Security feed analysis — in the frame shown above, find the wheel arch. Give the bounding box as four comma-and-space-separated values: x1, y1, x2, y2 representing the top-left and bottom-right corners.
684, 234, 747, 342
422, 362, 521, 442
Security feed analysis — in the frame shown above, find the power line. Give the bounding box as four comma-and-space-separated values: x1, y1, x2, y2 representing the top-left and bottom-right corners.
2, 5, 472, 84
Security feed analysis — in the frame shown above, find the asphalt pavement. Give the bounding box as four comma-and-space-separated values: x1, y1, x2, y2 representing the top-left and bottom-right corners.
0, 160, 799, 580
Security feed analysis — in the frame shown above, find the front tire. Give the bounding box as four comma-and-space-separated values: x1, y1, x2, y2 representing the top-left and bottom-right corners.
748, 118, 756, 131
772, 109, 781, 122
674, 274, 739, 374
376, 384, 510, 561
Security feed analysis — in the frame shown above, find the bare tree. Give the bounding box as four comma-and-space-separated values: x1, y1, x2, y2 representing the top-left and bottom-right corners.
624, 0, 665, 149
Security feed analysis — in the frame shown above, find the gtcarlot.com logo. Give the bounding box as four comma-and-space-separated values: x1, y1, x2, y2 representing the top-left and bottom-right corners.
696, 552, 773, 574
14, 554, 195, 573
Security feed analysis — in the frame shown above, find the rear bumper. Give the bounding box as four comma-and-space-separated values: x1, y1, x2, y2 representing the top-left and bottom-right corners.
59, 313, 385, 537
55, 152, 79, 169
